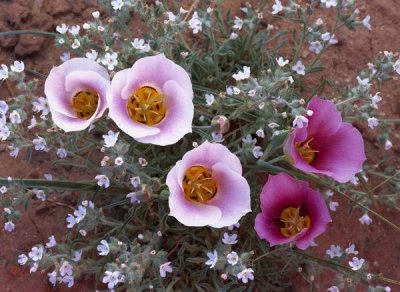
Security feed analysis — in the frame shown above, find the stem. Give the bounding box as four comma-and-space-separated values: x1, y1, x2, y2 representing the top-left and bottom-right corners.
0, 30, 58, 38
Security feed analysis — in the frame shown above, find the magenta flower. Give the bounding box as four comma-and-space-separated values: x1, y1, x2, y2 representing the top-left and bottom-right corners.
44, 58, 110, 131
255, 173, 331, 249
166, 142, 251, 227
284, 96, 366, 183
107, 54, 194, 146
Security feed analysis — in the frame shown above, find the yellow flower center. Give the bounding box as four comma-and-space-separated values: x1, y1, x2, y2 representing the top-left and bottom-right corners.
72, 90, 99, 120
295, 137, 319, 164
127, 86, 166, 126
182, 166, 218, 203
279, 206, 311, 238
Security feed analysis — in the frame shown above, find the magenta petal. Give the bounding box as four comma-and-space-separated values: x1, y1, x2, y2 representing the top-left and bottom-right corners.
306, 97, 342, 138
208, 163, 251, 228
311, 123, 366, 182
255, 214, 293, 246
136, 80, 193, 145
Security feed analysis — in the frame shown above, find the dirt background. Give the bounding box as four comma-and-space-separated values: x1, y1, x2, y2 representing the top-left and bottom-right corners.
0, 0, 399, 291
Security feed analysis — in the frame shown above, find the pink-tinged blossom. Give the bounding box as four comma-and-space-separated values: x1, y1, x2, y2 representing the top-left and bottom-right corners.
107, 54, 194, 146
159, 262, 173, 278
255, 173, 331, 250
237, 268, 254, 283
284, 97, 366, 183
166, 141, 251, 227
44, 58, 110, 132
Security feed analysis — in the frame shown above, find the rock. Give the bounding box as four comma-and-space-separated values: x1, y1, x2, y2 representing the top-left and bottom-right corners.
45, 0, 72, 16
14, 34, 46, 56
0, 22, 19, 48
4, 3, 30, 29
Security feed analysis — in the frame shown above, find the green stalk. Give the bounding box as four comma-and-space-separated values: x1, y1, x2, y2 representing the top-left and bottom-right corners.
0, 30, 58, 38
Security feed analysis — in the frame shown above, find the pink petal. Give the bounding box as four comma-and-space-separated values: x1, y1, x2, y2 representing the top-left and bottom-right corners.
51, 110, 93, 132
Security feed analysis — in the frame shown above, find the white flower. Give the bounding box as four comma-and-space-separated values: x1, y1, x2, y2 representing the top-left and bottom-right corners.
32, 97, 50, 119
293, 115, 308, 128
160, 262, 173, 278
30, 263, 39, 273
256, 129, 265, 138
95, 174, 110, 188
0, 100, 8, 115
101, 52, 118, 70
72, 250, 82, 262
363, 15, 371, 31
370, 92, 382, 109
232, 66, 251, 81
204, 94, 215, 106
18, 254, 28, 265
188, 12, 202, 34
367, 117, 378, 129
46, 235, 57, 248
321, 32, 338, 44
4, 207, 11, 214
9, 110, 22, 124
0, 125, 10, 141
237, 268, 254, 283
350, 176, 359, 185
268, 122, 280, 129
385, 139, 393, 150
44, 173, 52, 181
68, 25, 80, 35
92, 11, 100, 18
115, 157, 124, 166
349, 257, 365, 271
309, 41, 323, 54
359, 214, 372, 225
131, 38, 151, 52
130, 176, 141, 188
166, 11, 176, 22
4, 221, 15, 232
276, 57, 289, 67
102, 271, 124, 289
66, 214, 76, 228
138, 157, 148, 166
56, 24, 69, 35
71, 39, 80, 49
59, 275, 74, 288
33, 189, 46, 201
292, 60, 306, 75
321, 0, 337, 8
57, 148, 68, 158
248, 89, 256, 97
10, 60, 24, 73
345, 243, 359, 255
28, 246, 44, 261
212, 132, 224, 143
60, 261, 73, 276
97, 25, 105, 31
33, 136, 48, 151
227, 251, 239, 266
233, 16, 243, 30
0, 64, 8, 80
82, 23, 90, 29
393, 58, 400, 74
48, 271, 57, 286
28, 116, 37, 129
327, 286, 339, 292
97, 240, 110, 256
329, 201, 339, 211
242, 134, 256, 146
0, 186, 7, 194
79, 229, 87, 236
205, 250, 218, 268
357, 76, 371, 87
230, 32, 238, 40
272, 0, 283, 15
103, 130, 119, 148
74, 205, 87, 223
252, 146, 263, 159
222, 232, 238, 245
111, 0, 124, 10
85, 49, 98, 61
326, 245, 343, 258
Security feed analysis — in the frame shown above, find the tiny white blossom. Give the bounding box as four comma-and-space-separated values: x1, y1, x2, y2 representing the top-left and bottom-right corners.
10, 60, 24, 73
111, 0, 124, 10
256, 129, 265, 138
237, 268, 254, 283
329, 201, 339, 211
242, 134, 256, 146
272, 0, 283, 15
92, 11, 100, 18
82, 23, 90, 30
60, 261, 73, 277
327, 286, 339, 292
57, 148, 68, 158
115, 157, 124, 166
359, 214, 372, 225
18, 254, 28, 265
160, 262, 173, 278
71, 39, 80, 49
188, 12, 202, 34
309, 41, 323, 54
28, 116, 37, 129
127, 192, 139, 204
86, 49, 98, 61
293, 115, 308, 128
393, 58, 400, 74
103, 130, 119, 147
248, 89, 256, 97
32, 97, 50, 119
345, 243, 359, 255
227, 251, 239, 266
362, 15, 371, 31
73, 205, 87, 223
30, 263, 39, 273
204, 94, 215, 106
4, 221, 15, 232
233, 16, 243, 30
101, 52, 118, 70
33, 189, 46, 201
68, 25, 80, 35
72, 250, 82, 262
56, 23, 68, 34
102, 271, 124, 289
230, 32, 238, 40
321, 0, 337, 8
0, 186, 7, 194
59, 275, 74, 287
4, 207, 11, 214
222, 232, 238, 245
130, 176, 141, 188
166, 12, 176, 22
0, 64, 8, 80
9, 110, 22, 124
370, 92, 382, 109
252, 146, 263, 159
357, 76, 371, 87
131, 38, 151, 52
326, 245, 343, 258
180, 7, 189, 14
95, 174, 110, 188
28, 246, 44, 261
385, 139, 393, 150
212, 132, 224, 143
97, 240, 110, 256
48, 271, 57, 286
97, 25, 105, 32
349, 257, 365, 271
292, 60, 306, 75
79, 229, 87, 236
205, 250, 218, 268
276, 57, 289, 67
0, 100, 8, 115
66, 214, 76, 228
46, 235, 57, 248
138, 157, 148, 166
232, 66, 251, 81
367, 117, 378, 129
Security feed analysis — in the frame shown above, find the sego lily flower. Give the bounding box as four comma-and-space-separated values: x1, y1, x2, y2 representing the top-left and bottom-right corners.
284, 96, 366, 183
107, 54, 194, 146
44, 58, 110, 131
255, 173, 331, 249
166, 141, 251, 227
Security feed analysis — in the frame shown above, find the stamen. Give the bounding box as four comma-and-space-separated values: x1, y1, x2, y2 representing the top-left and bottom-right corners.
279, 206, 311, 238
127, 86, 166, 126
72, 90, 99, 120
182, 166, 218, 203
295, 137, 319, 164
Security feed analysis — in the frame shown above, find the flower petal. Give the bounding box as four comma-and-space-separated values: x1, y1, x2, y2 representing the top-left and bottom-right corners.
51, 110, 93, 132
